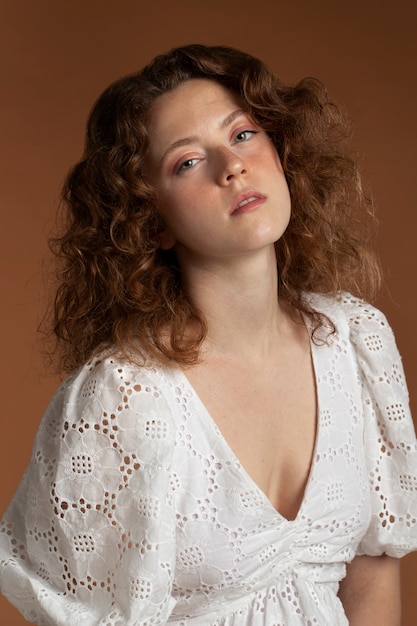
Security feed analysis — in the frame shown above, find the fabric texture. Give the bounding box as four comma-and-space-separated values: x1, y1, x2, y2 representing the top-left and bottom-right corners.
1, 293, 416, 625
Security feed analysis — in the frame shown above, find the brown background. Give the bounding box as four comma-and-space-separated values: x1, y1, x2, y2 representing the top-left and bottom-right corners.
1, 0, 416, 623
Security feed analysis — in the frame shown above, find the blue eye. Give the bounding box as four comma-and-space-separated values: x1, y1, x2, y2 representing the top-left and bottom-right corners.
235, 130, 257, 142
177, 158, 199, 174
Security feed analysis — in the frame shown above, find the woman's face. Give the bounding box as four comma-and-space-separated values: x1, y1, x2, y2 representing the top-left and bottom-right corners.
145, 78, 291, 269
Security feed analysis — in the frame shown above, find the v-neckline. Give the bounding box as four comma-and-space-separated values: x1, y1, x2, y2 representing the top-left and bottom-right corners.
174, 336, 321, 524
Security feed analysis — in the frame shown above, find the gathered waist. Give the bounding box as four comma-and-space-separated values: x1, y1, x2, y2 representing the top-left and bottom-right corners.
169, 560, 348, 624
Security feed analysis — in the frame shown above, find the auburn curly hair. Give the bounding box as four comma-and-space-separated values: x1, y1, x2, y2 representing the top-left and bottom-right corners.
47, 44, 381, 372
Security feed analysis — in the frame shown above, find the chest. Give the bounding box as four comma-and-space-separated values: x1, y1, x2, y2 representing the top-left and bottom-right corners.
168, 342, 370, 613
184, 342, 317, 520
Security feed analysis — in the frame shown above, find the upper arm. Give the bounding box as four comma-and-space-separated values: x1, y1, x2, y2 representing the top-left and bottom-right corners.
0, 359, 177, 625
341, 294, 417, 558
338, 554, 401, 626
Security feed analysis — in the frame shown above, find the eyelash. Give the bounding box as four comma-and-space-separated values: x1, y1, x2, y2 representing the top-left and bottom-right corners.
176, 128, 259, 174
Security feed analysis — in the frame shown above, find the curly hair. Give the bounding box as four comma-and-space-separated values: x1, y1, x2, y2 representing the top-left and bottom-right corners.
47, 44, 381, 372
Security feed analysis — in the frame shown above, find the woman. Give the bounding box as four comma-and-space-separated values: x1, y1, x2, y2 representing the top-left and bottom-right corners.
0, 44, 416, 625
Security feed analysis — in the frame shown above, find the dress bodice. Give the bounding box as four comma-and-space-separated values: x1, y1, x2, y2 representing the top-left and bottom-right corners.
0, 294, 416, 625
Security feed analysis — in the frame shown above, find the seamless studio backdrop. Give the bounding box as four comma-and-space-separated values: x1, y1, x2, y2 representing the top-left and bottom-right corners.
1, 1, 416, 624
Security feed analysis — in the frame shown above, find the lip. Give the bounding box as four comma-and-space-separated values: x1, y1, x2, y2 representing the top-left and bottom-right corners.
230, 190, 267, 215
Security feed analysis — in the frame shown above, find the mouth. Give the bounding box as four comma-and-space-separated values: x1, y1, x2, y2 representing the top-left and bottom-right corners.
231, 191, 267, 215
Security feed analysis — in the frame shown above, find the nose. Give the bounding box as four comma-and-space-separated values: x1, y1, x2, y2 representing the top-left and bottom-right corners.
216, 148, 247, 185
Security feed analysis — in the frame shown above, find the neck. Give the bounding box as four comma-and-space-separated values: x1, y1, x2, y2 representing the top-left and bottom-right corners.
179, 246, 294, 362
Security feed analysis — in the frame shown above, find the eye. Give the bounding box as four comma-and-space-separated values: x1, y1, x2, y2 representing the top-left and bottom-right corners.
177, 158, 200, 174
234, 129, 258, 143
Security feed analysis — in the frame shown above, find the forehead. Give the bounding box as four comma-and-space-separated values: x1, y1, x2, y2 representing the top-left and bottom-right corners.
146, 79, 244, 146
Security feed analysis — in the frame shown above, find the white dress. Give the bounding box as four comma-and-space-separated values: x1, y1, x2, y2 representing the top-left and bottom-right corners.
1, 293, 417, 625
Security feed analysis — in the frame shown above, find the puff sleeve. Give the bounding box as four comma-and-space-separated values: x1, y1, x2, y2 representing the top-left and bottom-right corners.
0, 357, 177, 625
343, 294, 417, 557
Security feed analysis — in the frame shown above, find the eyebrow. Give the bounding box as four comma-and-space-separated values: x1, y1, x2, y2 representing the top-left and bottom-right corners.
159, 108, 247, 165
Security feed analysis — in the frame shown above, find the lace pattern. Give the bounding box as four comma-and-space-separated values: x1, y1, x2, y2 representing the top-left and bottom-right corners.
0, 293, 416, 625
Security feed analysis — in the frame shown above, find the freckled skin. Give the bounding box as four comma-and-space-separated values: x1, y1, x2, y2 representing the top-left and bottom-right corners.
145, 78, 291, 269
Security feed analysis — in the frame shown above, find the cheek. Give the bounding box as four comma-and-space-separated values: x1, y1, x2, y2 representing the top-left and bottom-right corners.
261, 139, 283, 169
156, 195, 191, 237
161, 183, 202, 221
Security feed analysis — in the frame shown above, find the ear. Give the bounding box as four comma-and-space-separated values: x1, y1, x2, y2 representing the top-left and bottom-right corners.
158, 228, 176, 250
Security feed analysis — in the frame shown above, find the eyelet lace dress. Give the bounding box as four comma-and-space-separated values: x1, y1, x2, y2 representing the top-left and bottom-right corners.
1, 293, 417, 625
